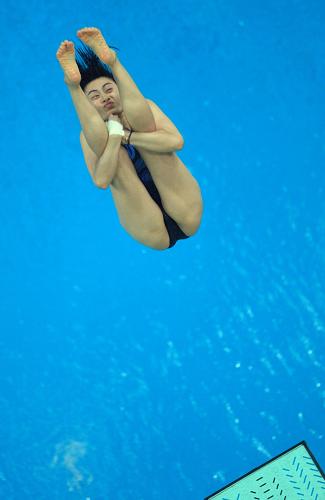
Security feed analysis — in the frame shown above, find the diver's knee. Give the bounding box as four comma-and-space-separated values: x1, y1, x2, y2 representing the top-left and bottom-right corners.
144, 227, 170, 250
181, 203, 203, 236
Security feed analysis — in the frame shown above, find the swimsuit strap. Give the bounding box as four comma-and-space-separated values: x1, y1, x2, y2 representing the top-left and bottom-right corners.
123, 144, 147, 177
122, 143, 136, 161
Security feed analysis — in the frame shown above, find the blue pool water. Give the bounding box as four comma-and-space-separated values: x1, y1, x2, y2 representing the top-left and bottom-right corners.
0, 1, 324, 498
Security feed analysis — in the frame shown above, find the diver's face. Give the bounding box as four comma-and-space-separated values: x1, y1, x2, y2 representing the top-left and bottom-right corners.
84, 77, 122, 120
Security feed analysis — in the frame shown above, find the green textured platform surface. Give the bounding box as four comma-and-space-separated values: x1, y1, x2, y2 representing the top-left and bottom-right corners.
205, 441, 324, 500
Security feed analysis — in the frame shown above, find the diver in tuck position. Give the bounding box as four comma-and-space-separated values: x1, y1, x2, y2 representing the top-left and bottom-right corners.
56, 27, 203, 250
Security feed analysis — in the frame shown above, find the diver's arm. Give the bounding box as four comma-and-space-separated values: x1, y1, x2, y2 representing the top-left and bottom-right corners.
130, 130, 184, 153
126, 130, 184, 153
94, 135, 122, 188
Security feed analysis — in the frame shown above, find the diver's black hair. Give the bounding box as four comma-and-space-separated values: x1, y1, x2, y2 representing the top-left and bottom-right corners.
75, 40, 120, 91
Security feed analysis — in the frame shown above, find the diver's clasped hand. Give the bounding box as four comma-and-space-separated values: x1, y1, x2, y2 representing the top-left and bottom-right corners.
106, 115, 124, 137
106, 115, 131, 144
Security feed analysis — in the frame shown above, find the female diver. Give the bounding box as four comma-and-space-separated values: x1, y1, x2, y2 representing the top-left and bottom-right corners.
56, 27, 203, 250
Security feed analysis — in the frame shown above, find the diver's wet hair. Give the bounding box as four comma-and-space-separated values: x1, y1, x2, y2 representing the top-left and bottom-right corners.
75, 40, 120, 91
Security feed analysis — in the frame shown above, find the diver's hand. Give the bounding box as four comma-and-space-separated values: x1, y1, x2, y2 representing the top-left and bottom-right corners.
108, 113, 121, 124
107, 114, 124, 139
109, 114, 132, 143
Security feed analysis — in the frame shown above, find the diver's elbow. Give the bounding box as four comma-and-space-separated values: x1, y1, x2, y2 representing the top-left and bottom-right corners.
94, 177, 111, 189
177, 136, 185, 150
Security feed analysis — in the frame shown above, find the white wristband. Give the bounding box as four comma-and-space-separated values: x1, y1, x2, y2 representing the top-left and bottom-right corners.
106, 119, 124, 136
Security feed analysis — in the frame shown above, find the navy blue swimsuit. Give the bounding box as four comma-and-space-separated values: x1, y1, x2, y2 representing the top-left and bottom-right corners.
122, 143, 190, 248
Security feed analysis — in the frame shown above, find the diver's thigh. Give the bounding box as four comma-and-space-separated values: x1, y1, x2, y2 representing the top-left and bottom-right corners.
109, 149, 170, 249
134, 148, 203, 236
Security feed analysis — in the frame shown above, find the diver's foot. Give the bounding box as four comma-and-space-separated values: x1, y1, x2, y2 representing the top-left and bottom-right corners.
77, 27, 117, 67
56, 40, 81, 86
